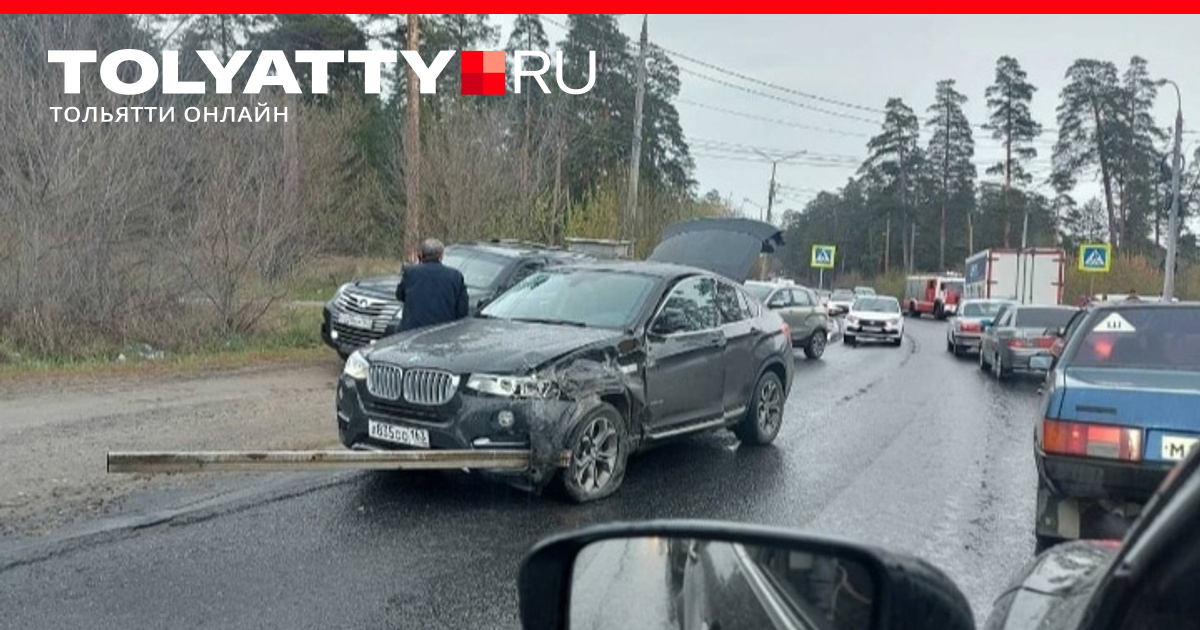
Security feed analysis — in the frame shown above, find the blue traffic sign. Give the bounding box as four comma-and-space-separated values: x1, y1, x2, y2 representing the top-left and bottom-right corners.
1078, 243, 1111, 273
811, 244, 836, 269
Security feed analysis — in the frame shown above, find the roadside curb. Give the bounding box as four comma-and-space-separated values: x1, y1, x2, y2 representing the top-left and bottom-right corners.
0, 471, 358, 572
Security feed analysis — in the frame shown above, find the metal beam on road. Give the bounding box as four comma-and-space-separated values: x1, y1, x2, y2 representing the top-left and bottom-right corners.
107, 449, 565, 474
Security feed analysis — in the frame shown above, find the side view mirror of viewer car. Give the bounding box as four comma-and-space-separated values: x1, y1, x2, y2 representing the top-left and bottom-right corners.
517, 520, 976, 630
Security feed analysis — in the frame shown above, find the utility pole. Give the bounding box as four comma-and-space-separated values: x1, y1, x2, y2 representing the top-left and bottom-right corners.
753, 149, 802, 225
624, 15, 648, 243
884, 219, 891, 274
909, 223, 917, 273
1163, 79, 1184, 300
403, 14, 421, 258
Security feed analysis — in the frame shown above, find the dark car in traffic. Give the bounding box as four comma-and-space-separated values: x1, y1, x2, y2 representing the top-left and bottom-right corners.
1031, 302, 1200, 552
978, 303, 1079, 379
335, 219, 795, 502
321, 241, 590, 359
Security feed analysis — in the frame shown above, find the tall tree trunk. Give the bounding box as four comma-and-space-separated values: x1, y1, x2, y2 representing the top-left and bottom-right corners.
403, 14, 421, 256
1003, 108, 1012, 248
1091, 101, 1118, 247
940, 100, 949, 270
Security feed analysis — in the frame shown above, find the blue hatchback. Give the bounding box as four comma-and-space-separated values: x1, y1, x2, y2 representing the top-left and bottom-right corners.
1032, 302, 1200, 553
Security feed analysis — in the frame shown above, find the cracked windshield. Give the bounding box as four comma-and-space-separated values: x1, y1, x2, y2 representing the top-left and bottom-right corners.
4, 13, 1200, 630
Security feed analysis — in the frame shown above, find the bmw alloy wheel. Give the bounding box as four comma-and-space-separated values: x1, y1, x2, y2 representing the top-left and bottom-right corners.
570, 416, 620, 495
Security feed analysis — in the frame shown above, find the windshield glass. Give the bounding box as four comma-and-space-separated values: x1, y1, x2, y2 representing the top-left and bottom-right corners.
961, 301, 1007, 317
441, 249, 508, 290
1013, 308, 1077, 330
479, 269, 657, 329
832, 290, 855, 300
854, 287, 875, 296
1068, 307, 1200, 370
854, 297, 899, 313
744, 283, 774, 302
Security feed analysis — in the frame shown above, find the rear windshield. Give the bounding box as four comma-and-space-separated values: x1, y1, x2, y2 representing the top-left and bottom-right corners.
1014, 308, 1077, 329
442, 249, 508, 290
832, 290, 855, 300
1068, 307, 1200, 370
854, 297, 899, 313
961, 301, 1006, 317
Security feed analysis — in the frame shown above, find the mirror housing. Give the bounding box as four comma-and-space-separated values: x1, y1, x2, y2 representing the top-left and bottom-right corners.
651, 309, 688, 336
1029, 354, 1054, 371
517, 520, 975, 630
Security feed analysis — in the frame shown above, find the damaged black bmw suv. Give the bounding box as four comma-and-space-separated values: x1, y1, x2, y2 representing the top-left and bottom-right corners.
335, 219, 795, 502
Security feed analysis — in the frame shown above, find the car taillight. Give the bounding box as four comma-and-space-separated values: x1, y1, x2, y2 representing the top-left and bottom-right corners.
1034, 336, 1055, 348
1008, 338, 1027, 348
1043, 419, 1142, 461
961, 322, 980, 332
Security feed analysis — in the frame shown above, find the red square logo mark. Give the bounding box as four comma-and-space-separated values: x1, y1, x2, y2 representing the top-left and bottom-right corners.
460, 50, 506, 96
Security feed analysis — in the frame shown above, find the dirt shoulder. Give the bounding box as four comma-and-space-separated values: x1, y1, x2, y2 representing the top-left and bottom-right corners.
0, 355, 345, 539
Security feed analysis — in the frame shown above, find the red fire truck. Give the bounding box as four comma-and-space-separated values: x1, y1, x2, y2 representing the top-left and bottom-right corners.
903, 273, 964, 320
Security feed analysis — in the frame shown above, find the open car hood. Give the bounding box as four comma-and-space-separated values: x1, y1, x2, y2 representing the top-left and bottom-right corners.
646, 218, 785, 283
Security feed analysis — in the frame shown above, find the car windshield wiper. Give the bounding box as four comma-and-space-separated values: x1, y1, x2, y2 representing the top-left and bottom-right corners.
511, 317, 589, 328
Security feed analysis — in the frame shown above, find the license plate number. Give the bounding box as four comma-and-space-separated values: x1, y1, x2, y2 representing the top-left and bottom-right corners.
368, 421, 430, 448
863, 327, 881, 333
337, 313, 374, 329
1161, 435, 1199, 461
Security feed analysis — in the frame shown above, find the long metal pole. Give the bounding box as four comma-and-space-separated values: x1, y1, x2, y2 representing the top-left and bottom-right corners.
1164, 80, 1183, 300
624, 15, 649, 242
766, 160, 778, 224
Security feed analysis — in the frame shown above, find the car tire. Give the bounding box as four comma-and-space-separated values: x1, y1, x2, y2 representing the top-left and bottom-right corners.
979, 347, 991, 371
908, 302, 918, 318
734, 370, 785, 446
803, 330, 826, 359
992, 354, 1011, 380
555, 403, 629, 503
891, 337, 903, 347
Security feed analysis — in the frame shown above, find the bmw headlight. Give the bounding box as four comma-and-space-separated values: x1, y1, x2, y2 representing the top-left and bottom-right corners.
343, 350, 369, 380
465, 373, 559, 399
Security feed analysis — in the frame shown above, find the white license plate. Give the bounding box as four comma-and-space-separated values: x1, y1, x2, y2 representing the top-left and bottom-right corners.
1161, 435, 1199, 461
337, 313, 374, 329
863, 327, 882, 333
368, 421, 430, 448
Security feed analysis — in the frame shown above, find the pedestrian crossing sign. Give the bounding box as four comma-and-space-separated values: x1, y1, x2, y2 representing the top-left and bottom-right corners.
1078, 243, 1111, 273
811, 244, 836, 269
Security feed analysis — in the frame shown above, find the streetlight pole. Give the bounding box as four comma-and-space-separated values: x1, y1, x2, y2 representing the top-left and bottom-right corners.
1162, 79, 1183, 301
753, 149, 803, 224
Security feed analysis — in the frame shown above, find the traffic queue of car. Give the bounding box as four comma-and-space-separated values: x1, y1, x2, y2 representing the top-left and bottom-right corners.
937, 290, 1200, 555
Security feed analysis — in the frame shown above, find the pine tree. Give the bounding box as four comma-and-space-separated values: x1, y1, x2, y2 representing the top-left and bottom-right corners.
862, 98, 922, 273
1052, 59, 1123, 246
983, 56, 1042, 248
926, 79, 976, 268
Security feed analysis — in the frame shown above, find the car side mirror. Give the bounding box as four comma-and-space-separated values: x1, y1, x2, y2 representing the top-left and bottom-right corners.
651, 309, 688, 336
517, 520, 976, 630
980, 319, 993, 329
476, 297, 491, 311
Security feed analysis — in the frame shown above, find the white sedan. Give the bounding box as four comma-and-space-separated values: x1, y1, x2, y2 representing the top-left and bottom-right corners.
843, 296, 905, 347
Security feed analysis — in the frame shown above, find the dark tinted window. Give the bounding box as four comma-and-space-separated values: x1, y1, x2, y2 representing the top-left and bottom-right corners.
442, 249, 509, 290
1013, 308, 1077, 329
1068, 307, 1200, 370
481, 269, 657, 329
657, 276, 718, 333
505, 260, 543, 288
715, 281, 746, 324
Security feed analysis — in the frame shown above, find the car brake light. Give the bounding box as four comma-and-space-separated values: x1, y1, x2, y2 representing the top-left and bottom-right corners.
1034, 336, 1055, 348
1008, 338, 1027, 348
1043, 419, 1142, 461
961, 321, 980, 332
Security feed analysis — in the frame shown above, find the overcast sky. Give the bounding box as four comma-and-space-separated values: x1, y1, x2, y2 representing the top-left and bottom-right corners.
494, 15, 1199, 222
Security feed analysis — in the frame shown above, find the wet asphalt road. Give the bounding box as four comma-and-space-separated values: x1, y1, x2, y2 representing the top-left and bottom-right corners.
0, 318, 1046, 629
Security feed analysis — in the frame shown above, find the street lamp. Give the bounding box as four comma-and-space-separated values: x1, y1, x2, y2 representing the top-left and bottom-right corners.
1159, 78, 1183, 301
752, 149, 804, 225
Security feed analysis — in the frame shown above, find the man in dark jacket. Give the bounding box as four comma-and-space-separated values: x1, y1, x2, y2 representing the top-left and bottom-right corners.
395, 238, 469, 332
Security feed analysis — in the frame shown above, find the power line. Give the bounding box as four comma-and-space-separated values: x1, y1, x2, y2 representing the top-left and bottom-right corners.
678, 65, 882, 126
690, 152, 860, 168
688, 138, 863, 162
677, 99, 871, 138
